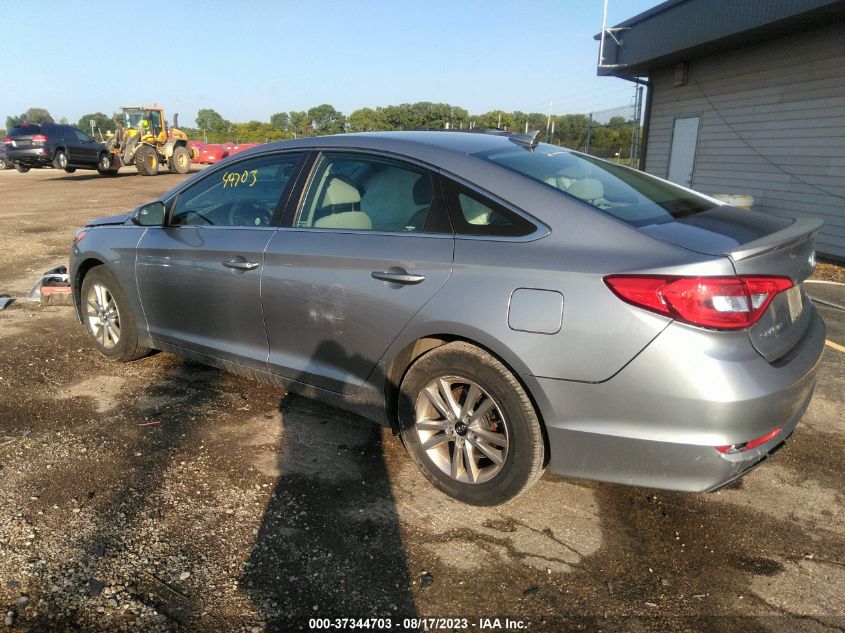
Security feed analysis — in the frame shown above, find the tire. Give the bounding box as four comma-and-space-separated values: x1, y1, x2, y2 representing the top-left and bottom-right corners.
80, 266, 150, 362
398, 341, 545, 505
134, 145, 159, 176
14, 163, 29, 173
168, 146, 191, 174
64, 167, 76, 173
97, 152, 116, 176
0, 157, 8, 170
53, 149, 69, 170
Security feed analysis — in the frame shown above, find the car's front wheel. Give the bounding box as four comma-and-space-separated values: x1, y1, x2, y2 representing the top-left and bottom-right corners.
398, 342, 545, 505
0, 156, 8, 170
81, 266, 150, 362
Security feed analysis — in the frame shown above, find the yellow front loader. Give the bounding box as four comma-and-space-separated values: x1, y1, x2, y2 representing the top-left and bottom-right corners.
104, 106, 197, 176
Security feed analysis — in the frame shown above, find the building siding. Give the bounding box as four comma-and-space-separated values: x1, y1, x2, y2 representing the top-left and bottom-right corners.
644, 22, 845, 258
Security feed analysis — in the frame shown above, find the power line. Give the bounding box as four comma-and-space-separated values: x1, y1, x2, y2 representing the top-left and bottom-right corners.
690, 76, 845, 201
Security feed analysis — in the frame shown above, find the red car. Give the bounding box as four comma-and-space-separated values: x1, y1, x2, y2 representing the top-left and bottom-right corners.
227, 142, 262, 157
197, 144, 229, 164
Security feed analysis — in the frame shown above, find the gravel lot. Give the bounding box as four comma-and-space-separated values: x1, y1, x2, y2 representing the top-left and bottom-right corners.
0, 166, 843, 632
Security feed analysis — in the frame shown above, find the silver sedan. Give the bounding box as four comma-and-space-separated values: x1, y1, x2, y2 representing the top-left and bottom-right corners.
69, 131, 825, 505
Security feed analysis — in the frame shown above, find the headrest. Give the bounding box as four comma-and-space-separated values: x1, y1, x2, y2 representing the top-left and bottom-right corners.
323, 176, 361, 207
413, 175, 433, 206
566, 178, 604, 201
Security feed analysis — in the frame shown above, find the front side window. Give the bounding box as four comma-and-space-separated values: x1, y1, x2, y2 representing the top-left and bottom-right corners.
296, 153, 440, 232
473, 143, 717, 228
171, 153, 303, 227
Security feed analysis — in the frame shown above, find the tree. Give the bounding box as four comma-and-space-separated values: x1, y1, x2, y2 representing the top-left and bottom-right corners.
347, 107, 382, 132
307, 104, 345, 135
78, 112, 115, 136
6, 107, 54, 129
195, 108, 230, 134
288, 111, 311, 137
270, 112, 290, 131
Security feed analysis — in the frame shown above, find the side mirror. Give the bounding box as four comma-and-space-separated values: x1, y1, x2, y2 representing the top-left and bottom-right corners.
132, 201, 165, 226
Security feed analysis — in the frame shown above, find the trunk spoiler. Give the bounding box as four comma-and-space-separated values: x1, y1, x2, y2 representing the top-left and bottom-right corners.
728, 218, 823, 262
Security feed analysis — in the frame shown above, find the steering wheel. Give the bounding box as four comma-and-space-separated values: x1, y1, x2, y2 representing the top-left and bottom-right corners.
228, 200, 272, 227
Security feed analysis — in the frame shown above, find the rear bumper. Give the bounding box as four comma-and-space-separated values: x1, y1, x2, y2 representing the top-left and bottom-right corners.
532, 309, 826, 492
7, 148, 52, 166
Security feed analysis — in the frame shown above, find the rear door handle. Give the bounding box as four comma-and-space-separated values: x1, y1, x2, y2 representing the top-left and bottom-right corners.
223, 259, 259, 271
371, 271, 426, 285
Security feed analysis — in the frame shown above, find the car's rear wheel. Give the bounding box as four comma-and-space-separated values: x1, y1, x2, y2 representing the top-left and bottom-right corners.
168, 146, 191, 174
0, 157, 8, 170
134, 145, 159, 176
398, 341, 545, 505
81, 266, 149, 362
14, 163, 29, 173
53, 150, 68, 170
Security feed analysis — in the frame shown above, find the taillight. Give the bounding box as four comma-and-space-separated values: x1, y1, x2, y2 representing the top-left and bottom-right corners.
32, 134, 47, 144
2, 137, 11, 144
604, 275, 793, 330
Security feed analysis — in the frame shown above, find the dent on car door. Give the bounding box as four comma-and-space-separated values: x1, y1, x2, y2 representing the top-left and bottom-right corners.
262, 151, 455, 394
135, 152, 305, 369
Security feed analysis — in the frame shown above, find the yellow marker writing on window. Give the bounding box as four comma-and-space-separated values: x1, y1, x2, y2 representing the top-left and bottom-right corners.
222, 169, 258, 188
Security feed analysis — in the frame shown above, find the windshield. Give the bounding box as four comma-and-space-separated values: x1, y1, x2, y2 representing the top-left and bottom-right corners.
123, 109, 147, 129
473, 143, 717, 227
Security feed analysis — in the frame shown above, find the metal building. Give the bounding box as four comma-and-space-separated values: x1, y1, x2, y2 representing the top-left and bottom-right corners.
597, 0, 845, 260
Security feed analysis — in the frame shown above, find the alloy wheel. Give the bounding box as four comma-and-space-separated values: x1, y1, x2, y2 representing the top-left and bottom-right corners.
85, 283, 120, 349
414, 376, 509, 484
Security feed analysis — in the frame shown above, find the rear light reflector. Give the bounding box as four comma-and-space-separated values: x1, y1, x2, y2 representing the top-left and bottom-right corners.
715, 427, 782, 454
604, 275, 793, 330
32, 134, 47, 144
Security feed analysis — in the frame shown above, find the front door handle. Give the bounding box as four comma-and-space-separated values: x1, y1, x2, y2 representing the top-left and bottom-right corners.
223, 259, 259, 271
371, 271, 426, 285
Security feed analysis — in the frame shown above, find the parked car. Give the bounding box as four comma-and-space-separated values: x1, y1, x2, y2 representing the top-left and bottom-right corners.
3, 123, 113, 174
69, 131, 825, 505
197, 143, 228, 164
0, 145, 12, 170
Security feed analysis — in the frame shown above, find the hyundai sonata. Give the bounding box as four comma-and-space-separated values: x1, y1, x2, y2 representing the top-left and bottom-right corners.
69, 131, 825, 505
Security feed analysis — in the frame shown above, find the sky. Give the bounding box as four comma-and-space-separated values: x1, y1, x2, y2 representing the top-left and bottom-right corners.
0, 0, 658, 128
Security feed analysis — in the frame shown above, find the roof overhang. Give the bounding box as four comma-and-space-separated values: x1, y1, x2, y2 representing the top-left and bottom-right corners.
596, 0, 845, 78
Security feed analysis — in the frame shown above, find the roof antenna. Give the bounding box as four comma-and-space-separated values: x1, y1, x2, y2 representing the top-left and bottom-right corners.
509, 129, 541, 149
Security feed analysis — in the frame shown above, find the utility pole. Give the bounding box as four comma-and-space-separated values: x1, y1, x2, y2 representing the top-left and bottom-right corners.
497, 111, 502, 129
586, 113, 593, 154
546, 98, 553, 141
550, 120, 555, 144
525, 120, 529, 133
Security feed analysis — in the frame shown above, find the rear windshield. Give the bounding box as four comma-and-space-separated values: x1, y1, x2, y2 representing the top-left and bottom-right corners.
473, 143, 717, 227
9, 125, 43, 137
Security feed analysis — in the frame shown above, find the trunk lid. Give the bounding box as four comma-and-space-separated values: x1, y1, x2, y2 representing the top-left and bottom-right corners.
640, 206, 821, 361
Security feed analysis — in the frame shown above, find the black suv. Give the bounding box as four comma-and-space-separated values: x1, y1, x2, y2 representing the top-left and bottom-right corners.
3, 124, 111, 174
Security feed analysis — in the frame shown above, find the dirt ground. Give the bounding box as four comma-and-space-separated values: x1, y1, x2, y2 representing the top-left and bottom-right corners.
0, 166, 843, 633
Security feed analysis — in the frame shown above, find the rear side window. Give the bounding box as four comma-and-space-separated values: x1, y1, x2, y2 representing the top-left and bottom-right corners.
442, 178, 536, 237
9, 125, 42, 137
297, 153, 448, 233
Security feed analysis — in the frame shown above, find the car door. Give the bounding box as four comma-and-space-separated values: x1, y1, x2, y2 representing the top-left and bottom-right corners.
135, 151, 305, 370
262, 151, 454, 394
65, 127, 96, 166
